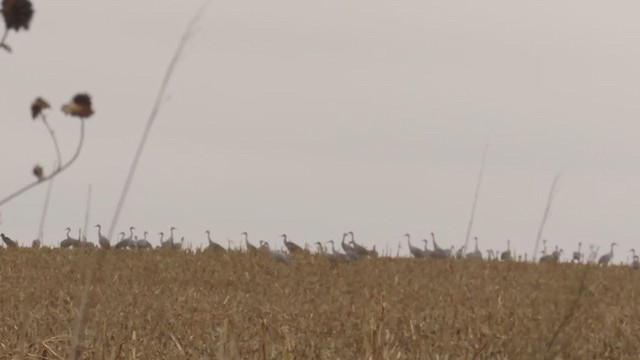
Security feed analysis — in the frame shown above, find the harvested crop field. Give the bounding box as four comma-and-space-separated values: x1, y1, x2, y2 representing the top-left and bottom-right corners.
0, 249, 638, 359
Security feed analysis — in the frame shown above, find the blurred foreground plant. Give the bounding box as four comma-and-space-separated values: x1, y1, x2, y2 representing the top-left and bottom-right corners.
0, 93, 94, 208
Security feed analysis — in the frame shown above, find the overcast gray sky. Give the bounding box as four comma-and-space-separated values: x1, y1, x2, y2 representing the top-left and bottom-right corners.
1, 0, 639, 259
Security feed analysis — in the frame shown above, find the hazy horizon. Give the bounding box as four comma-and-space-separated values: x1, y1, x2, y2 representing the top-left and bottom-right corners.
1, 0, 639, 260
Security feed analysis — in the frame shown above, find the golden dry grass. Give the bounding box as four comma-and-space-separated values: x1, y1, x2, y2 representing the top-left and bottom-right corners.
0, 248, 639, 359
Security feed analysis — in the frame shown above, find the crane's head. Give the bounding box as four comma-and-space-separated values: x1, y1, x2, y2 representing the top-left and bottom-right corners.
65, 227, 71, 231
404, 233, 410, 238
349, 231, 354, 236
205, 230, 210, 234
170, 227, 177, 231
130, 226, 135, 231
241, 232, 247, 236
613, 242, 619, 247
144, 231, 148, 236
94, 224, 100, 228
158, 232, 164, 236
281, 234, 286, 238
328, 239, 334, 244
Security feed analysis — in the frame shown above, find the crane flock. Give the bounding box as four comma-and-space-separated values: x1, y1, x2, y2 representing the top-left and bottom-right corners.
0, 228, 636, 269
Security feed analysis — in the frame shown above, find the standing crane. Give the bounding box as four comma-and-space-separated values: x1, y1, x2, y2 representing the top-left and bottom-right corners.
571, 242, 583, 263
282, 234, 303, 254
598, 242, 617, 266
466, 236, 483, 259
95, 224, 111, 249
114, 232, 130, 249
405, 234, 425, 258
501, 240, 513, 261
60, 227, 80, 248
205, 230, 225, 252
430, 233, 448, 259
1, 233, 18, 248
242, 232, 257, 252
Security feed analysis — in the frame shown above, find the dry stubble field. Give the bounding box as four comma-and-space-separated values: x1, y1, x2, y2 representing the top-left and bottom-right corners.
0, 249, 639, 359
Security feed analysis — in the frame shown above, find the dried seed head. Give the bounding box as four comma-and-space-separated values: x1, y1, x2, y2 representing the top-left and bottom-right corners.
32, 164, 43, 181
61, 93, 94, 118
30, 97, 49, 119
1, 0, 34, 31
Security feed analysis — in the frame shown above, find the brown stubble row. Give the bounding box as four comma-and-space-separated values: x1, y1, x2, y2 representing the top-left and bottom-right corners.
0, 249, 639, 359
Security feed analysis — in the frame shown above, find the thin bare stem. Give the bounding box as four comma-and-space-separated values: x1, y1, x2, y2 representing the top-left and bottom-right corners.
0, 119, 86, 208
532, 170, 563, 262
69, 3, 211, 359
462, 141, 489, 256
36, 166, 55, 241
0, 28, 11, 53
105, 0, 211, 241
40, 115, 63, 170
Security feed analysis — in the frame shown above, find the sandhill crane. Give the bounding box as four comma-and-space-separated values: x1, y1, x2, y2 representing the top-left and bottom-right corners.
114, 232, 130, 249
539, 247, 562, 263
116, 227, 135, 249
205, 230, 225, 252
242, 232, 257, 252
270, 249, 291, 264
158, 232, 172, 248
421, 238, 434, 258
60, 227, 80, 248
501, 240, 513, 261
282, 234, 303, 254
571, 242, 583, 263
466, 237, 483, 259
135, 231, 152, 249
327, 240, 352, 263
172, 237, 184, 250
167, 226, 178, 248
455, 246, 465, 259
486, 249, 494, 260
95, 224, 110, 249
341, 233, 356, 255
405, 234, 425, 258
1, 234, 17, 248
314, 241, 325, 254
598, 242, 617, 266
348, 232, 367, 256
631, 250, 640, 270
259, 240, 270, 250
430, 233, 448, 259
32, 239, 41, 249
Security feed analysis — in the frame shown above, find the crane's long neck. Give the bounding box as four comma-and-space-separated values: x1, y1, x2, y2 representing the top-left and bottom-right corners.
66, 228, 71, 238
97, 226, 102, 238
129, 228, 134, 238
330, 242, 336, 254
243, 233, 248, 243
406, 234, 411, 248
610, 244, 615, 256
475, 237, 479, 251
206, 232, 212, 242
160, 233, 164, 242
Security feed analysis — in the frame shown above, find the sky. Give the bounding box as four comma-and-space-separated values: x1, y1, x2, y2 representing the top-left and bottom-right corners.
1, 0, 640, 261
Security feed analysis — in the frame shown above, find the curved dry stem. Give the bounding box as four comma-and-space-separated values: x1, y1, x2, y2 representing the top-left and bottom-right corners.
36, 166, 55, 241
70, 3, 211, 359
0, 28, 10, 53
105, 0, 211, 241
0, 119, 86, 208
40, 115, 63, 170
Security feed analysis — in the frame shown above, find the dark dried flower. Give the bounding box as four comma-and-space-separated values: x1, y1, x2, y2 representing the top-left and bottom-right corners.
1, 0, 34, 31
30, 97, 49, 119
32, 164, 44, 181
61, 93, 94, 118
